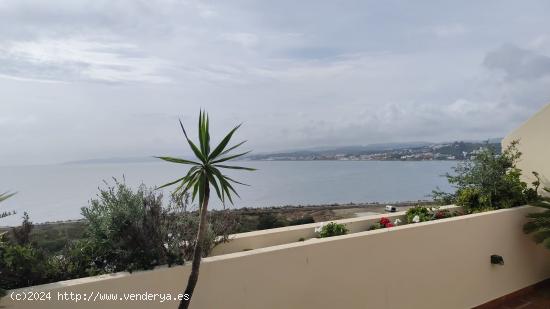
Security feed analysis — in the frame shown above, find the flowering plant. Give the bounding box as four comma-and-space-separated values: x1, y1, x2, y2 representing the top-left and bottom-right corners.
406, 206, 432, 223
434, 209, 452, 219
369, 217, 395, 230
379, 217, 394, 228
406, 206, 455, 223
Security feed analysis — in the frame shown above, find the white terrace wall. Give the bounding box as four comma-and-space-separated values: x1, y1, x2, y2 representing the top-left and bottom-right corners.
502, 103, 550, 195
2, 206, 550, 309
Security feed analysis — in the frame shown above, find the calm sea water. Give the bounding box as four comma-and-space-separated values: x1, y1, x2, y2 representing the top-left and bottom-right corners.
0, 161, 455, 226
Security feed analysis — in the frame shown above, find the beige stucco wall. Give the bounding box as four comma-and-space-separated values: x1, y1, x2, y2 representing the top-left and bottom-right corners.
2, 206, 549, 309
502, 103, 550, 194
212, 205, 459, 256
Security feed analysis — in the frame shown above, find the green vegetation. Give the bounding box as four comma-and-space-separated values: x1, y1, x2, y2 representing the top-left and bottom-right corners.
157, 111, 254, 309
0, 207, 325, 258
524, 188, 550, 249
403, 206, 457, 224
26, 221, 86, 254
1, 213, 62, 293
289, 216, 315, 226
0, 181, 238, 294
405, 206, 433, 223
0, 238, 60, 291
249, 140, 501, 161
368, 217, 395, 230
255, 213, 315, 230
433, 141, 538, 213
75, 180, 187, 274
0, 191, 15, 298
434, 141, 501, 160
317, 222, 348, 238
257, 213, 286, 230
4, 121, 540, 300
432, 209, 454, 220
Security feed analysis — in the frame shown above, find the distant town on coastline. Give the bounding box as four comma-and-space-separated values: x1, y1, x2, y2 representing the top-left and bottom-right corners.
61, 139, 503, 165
248, 139, 503, 161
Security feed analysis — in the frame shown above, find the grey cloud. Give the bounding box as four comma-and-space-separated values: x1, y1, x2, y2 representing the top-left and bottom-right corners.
0, 38, 170, 83
484, 44, 550, 80
1, 1, 550, 165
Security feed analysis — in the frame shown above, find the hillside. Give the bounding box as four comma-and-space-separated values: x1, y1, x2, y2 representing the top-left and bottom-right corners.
248, 140, 502, 161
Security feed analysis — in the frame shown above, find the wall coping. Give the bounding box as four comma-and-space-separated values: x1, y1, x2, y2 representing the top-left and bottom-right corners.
7, 205, 538, 293
227, 205, 457, 239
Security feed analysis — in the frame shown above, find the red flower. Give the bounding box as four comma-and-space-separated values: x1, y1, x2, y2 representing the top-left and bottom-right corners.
378, 217, 394, 228
379, 217, 390, 226
435, 210, 450, 219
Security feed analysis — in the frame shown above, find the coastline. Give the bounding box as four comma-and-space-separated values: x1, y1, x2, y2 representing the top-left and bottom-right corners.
1, 200, 435, 230
0, 200, 438, 254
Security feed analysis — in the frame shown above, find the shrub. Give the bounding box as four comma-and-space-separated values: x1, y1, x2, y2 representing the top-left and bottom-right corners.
433, 209, 452, 220
524, 187, 550, 249
78, 180, 177, 273
317, 222, 348, 238
27, 222, 86, 255
11, 212, 33, 245
0, 181, 239, 292
406, 206, 432, 223
257, 213, 286, 230
369, 217, 396, 230
0, 191, 15, 294
524, 171, 542, 202
1, 214, 63, 293
0, 234, 61, 291
75, 180, 236, 274
368, 223, 380, 230
433, 141, 538, 212
164, 210, 219, 262
59, 239, 104, 278
456, 188, 483, 209
289, 216, 315, 226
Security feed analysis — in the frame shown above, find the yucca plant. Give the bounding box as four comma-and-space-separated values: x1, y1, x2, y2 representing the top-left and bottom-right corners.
157, 111, 254, 309
523, 187, 550, 249
0, 191, 16, 219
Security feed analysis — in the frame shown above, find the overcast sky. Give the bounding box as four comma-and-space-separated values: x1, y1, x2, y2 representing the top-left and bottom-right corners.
1, 0, 550, 165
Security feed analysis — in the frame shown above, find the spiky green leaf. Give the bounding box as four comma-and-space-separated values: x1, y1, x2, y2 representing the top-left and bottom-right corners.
0, 192, 16, 203
158, 112, 253, 207
156, 176, 187, 190
224, 175, 250, 186
215, 164, 256, 171
155, 156, 200, 165
208, 124, 242, 160
179, 119, 207, 163
211, 151, 251, 164
219, 140, 247, 157
206, 171, 223, 202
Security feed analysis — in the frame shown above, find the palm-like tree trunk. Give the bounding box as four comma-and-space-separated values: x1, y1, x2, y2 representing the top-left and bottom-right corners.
179, 183, 210, 309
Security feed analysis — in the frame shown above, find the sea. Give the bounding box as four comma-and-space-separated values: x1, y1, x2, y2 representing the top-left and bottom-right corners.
0, 160, 456, 226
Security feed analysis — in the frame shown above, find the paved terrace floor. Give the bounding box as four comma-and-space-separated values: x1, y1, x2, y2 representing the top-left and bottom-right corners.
475, 279, 550, 309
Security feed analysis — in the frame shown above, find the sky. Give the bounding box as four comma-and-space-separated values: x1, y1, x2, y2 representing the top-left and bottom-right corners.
1, 0, 550, 165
